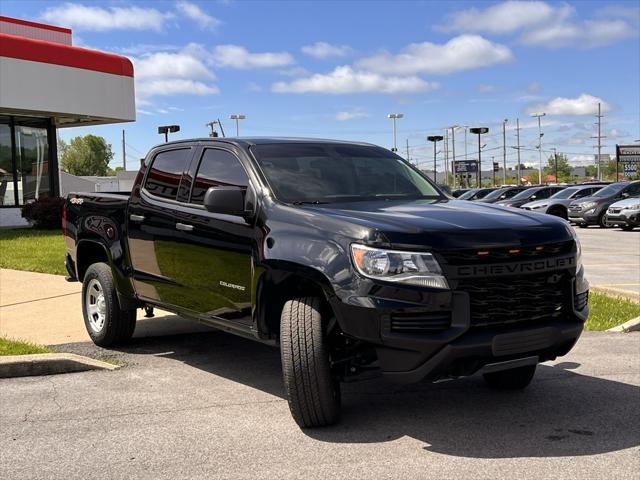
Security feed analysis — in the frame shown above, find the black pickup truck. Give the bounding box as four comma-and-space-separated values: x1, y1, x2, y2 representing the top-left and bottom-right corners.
63, 138, 589, 428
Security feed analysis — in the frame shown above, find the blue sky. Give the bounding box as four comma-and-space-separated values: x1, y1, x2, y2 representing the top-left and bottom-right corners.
2, 0, 639, 171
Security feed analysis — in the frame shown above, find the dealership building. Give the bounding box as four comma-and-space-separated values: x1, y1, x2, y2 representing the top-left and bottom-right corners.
0, 15, 135, 226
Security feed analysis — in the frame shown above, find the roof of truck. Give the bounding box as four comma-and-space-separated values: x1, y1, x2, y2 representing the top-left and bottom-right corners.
154, 137, 378, 149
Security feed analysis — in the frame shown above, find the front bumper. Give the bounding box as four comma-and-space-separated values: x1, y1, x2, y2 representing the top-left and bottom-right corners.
330, 268, 587, 384
605, 210, 640, 227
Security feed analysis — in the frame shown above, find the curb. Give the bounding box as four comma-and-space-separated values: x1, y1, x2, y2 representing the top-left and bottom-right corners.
607, 316, 640, 333
591, 285, 640, 304
0, 353, 119, 379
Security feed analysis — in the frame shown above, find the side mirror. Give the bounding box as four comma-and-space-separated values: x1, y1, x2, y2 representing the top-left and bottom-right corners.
204, 186, 247, 216
530, 195, 537, 200
621, 192, 630, 198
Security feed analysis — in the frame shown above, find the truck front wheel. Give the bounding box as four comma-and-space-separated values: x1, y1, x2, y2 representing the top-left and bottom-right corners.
82, 263, 136, 347
483, 364, 537, 390
280, 297, 341, 428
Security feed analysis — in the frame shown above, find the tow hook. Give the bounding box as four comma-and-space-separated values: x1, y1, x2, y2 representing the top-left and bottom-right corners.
144, 306, 155, 318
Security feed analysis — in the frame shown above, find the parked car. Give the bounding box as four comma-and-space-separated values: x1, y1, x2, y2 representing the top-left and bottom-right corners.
451, 188, 470, 198
568, 180, 640, 228
521, 184, 606, 219
604, 197, 640, 230
63, 138, 588, 428
496, 185, 566, 209
475, 185, 529, 203
457, 187, 497, 201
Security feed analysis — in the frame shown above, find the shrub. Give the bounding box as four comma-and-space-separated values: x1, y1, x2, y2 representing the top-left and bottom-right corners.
21, 197, 65, 229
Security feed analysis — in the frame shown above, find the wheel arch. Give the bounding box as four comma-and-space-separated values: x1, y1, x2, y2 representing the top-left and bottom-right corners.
254, 261, 337, 340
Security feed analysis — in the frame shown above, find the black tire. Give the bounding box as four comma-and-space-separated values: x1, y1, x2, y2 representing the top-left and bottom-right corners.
280, 297, 341, 428
598, 212, 609, 228
578, 224, 588, 228
82, 262, 136, 347
483, 364, 537, 390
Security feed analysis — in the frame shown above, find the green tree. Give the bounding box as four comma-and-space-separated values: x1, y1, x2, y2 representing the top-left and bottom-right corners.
59, 135, 113, 176
543, 153, 571, 182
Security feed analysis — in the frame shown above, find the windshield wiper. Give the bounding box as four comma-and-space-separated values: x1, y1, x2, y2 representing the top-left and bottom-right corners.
291, 200, 331, 205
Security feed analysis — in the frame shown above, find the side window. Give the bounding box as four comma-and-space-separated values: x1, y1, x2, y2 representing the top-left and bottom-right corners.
625, 183, 640, 196
144, 148, 190, 200
574, 189, 591, 199
190, 149, 248, 205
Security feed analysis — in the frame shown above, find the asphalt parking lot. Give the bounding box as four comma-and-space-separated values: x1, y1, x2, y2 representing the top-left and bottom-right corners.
1, 330, 639, 480
574, 226, 640, 301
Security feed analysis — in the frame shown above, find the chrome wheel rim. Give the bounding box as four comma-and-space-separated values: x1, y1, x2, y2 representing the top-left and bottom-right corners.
86, 279, 107, 333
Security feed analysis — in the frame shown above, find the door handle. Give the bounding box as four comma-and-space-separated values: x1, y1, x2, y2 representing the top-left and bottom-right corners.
175, 223, 194, 232
129, 214, 145, 222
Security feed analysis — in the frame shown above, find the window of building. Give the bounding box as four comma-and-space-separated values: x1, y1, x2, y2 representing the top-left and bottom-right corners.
0, 116, 55, 207
190, 149, 248, 205
144, 148, 190, 200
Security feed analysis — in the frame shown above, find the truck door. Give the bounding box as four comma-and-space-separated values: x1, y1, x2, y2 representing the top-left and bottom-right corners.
127, 146, 195, 306
165, 146, 254, 324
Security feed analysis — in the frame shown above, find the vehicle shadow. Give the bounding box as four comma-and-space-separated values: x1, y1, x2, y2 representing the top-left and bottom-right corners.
68, 329, 640, 459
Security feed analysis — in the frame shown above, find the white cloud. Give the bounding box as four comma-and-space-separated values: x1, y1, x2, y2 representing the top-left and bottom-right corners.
40, 3, 172, 31
213, 45, 294, 69
520, 19, 637, 48
334, 110, 370, 121
301, 42, 353, 59
137, 79, 220, 99
355, 35, 512, 75
478, 84, 497, 93
134, 51, 215, 80
527, 94, 611, 116
136, 109, 153, 116
440, 1, 565, 34
272, 66, 437, 94
527, 81, 542, 93
176, 1, 221, 30
440, 1, 637, 48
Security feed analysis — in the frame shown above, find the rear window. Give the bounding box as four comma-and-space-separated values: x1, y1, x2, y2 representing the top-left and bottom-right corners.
144, 148, 190, 200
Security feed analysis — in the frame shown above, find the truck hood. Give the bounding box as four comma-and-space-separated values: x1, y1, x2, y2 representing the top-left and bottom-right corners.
307, 199, 573, 250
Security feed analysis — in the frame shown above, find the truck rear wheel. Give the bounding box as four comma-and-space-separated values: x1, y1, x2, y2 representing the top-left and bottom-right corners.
280, 297, 341, 428
483, 364, 537, 390
82, 263, 136, 347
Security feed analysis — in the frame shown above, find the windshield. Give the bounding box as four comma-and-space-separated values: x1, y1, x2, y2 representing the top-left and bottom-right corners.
251, 143, 441, 203
511, 188, 541, 201
550, 187, 579, 199
458, 189, 479, 200
482, 188, 511, 201
593, 182, 628, 198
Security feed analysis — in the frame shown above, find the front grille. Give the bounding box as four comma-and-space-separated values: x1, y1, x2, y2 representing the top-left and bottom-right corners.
389, 311, 451, 334
569, 204, 583, 213
441, 241, 574, 266
457, 272, 569, 328
608, 208, 621, 214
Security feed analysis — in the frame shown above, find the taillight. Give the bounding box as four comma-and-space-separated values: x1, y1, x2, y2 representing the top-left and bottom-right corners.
62, 203, 67, 238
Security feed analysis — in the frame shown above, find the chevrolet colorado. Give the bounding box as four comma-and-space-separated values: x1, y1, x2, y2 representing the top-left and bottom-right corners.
63, 138, 589, 428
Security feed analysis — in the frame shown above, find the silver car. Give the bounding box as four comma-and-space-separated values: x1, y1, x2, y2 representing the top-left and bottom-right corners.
521, 185, 605, 219
605, 197, 640, 230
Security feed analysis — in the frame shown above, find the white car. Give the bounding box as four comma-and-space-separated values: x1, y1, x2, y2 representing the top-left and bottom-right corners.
605, 197, 640, 231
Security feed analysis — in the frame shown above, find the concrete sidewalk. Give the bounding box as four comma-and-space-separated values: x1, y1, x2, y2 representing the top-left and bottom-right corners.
0, 269, 214, 345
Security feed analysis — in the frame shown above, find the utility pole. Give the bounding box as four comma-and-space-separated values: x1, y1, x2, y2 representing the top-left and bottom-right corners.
531, 112, 546, 184
444, 129, 449, 186
492, 156, 496, 187
406, 138, 410, 162
592, 102, 605, 181
122, 129, 126, 171
515, 118, 522, 185
551, 147, 558, 182
502, 119, 508, 185
450, 126, 458, 188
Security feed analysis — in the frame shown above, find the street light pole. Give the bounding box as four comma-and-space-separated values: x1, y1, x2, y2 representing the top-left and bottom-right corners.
387, 113, 403, 152
229, 114, 246, 136
427, 135, 443, 183
531, 112, 546, 184
470, 127, 489, 187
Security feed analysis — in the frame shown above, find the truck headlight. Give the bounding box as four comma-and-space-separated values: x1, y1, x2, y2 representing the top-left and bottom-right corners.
351, 244, 449, 289
579, 201, 597, 211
